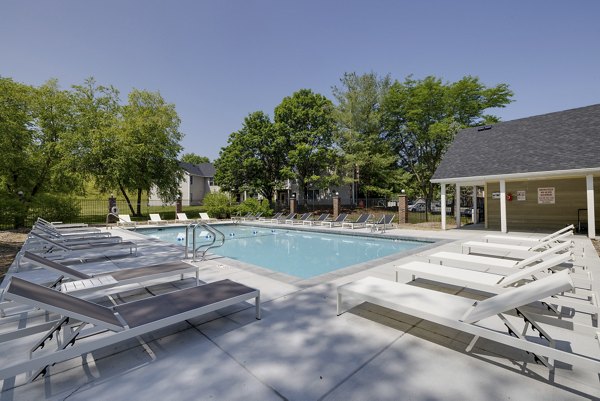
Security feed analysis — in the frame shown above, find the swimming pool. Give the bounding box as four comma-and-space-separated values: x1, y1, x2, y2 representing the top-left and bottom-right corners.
137, 225, 430, 279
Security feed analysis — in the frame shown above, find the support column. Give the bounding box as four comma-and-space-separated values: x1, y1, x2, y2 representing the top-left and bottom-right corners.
500, 180, 507, 233
441, 184, 446, 230
472, 186, 478, 224
332, 194, 341, 219
586, 175, 596, 239
290, 195, 297, 215
455, 184, 461, 228
398, 193, 408, 224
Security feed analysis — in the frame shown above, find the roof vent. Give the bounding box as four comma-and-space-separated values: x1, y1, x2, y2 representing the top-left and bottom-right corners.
477, 125, 493, 131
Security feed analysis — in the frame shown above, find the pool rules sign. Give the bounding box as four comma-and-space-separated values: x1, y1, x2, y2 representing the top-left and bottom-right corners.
537, 187, 555, 204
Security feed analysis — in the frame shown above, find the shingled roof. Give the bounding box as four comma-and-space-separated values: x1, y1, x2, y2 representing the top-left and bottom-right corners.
179, 161, 215, 177
431, 104, 600, 182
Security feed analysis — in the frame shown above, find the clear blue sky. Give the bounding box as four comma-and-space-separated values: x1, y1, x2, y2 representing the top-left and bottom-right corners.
2, 1, 599, 161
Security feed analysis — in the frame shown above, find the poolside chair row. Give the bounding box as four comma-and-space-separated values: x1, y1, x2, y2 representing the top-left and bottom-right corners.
128, 212, 218, 226
338, 224, 599, 374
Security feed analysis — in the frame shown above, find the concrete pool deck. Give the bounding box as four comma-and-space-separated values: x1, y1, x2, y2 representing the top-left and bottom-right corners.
1, 223, 599, 400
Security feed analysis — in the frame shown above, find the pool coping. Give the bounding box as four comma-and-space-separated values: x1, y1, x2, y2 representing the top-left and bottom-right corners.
130, 222, 451, 287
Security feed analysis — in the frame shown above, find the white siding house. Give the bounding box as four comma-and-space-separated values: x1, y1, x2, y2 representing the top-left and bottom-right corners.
149, 162, 218, 206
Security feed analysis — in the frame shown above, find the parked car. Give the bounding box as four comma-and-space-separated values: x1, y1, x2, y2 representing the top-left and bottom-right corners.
408, 202, 426, 212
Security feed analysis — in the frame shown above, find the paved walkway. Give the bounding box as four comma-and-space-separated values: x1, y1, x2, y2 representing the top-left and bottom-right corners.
0, 223, 598, 400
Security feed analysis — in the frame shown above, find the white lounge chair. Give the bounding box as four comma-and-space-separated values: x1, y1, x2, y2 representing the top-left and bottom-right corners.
303, 213, 329, 226
199, 212, 217, 223
342, 214, 372, 229
337, 270, 600, 373
23, 232, 137, 260
462, 231, 572, 255
0, 276, 260, 380
36, 218, 100, 234
320, 213, 348, 228
367, 214, 395, 232
484, 224, 574, 244
117, 214, 137, 228
428, 240, 574, 273
279, 213, 296, 224
1, 251, 203, 316
394, 253, 597, 317
148, 213, 168, 225
260, 212, 282, 223
33, 222, 115, 241
288, 213, 312, 225
176, 213, 194, 223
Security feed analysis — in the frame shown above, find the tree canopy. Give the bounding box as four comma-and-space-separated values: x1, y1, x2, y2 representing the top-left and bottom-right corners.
214, 111, 287, 202
274, 89, 338, 202
0, 76, 185, 225
381, 75, 513, 203
181, 153, 210, 165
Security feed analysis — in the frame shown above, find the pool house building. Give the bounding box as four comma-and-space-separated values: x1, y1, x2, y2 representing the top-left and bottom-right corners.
431, 104, 600, 239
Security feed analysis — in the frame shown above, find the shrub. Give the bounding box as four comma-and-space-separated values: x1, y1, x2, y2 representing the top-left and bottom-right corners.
236, 198, 273, 217
202, 192, 233, 219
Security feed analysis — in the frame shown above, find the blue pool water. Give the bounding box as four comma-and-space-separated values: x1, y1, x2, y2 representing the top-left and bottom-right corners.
137, 225, 429, 279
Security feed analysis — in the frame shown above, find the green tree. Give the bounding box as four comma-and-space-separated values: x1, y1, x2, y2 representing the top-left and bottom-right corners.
0, 78, 81, 227
332, 72, 408, 202
215, 111, 287, 203
381, 75, 513, 206
69, 78, 122, 194
181, 153, 210, 165
274, 89, 337, 204
117, 89, 184, 215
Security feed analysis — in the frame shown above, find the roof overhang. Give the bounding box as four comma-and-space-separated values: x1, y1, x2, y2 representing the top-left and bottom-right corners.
431, 167, 600, 185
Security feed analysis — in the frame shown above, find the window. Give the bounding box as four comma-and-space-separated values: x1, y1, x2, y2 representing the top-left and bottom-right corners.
208, 177, 215, 186
190, 176, 193, 185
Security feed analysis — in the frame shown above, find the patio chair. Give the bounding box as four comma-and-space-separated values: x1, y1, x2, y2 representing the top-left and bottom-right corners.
241, 212, 263, 221
1, 252, 203, 316
337, 270, 600, 373
23, 232, 137, 259
427, 240, 574, 272
37, 217, 89, 229
484, 224, 574, 245
199, 212, 217, 223
117, 214, 137, 228
320, 213, 348, 228
148, 213, 168, 225
176, 213, 194, 223
288, 213, 312, 225
0, 276, 260, 380
23, 251, 200, 293
462, 231, 573, 255
36, 218, 100, 234
33, 222, 115, 241
303, 213, 329, 226
278, 213, 296, 224
394, 253, 598, 317
367, 214, 395, 232
342, 214, 372, 229
264, 212, 284, 223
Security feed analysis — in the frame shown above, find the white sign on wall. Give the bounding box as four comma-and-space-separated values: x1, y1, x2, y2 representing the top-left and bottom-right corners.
492, 192, 501, 200
516, 190, 526, 201
537, 187, 555, 204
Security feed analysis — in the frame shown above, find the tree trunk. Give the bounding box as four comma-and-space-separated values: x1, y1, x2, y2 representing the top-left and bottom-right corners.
119, 183, 136, 216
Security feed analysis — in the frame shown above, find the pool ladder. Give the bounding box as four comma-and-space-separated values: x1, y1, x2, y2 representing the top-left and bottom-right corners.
185, 223, 225, 262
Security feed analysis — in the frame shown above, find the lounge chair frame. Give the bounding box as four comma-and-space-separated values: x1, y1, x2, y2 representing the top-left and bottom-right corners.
337, 271, 600, 372
0, 277, 261, 381
462, 231, 573, 254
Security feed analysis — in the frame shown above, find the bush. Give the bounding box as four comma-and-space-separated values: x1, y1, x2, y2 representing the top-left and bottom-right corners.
235, 198, 272, 217
29, 194, 80, 224
202, 192, 233, 219
0, 192, 80, 229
